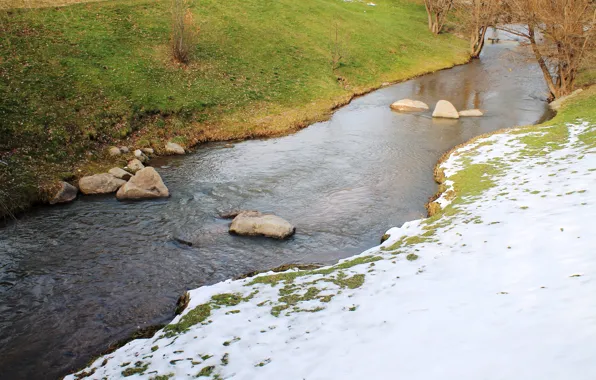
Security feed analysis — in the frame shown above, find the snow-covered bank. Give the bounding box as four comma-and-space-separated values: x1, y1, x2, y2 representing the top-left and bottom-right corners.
68, 117, 596, 379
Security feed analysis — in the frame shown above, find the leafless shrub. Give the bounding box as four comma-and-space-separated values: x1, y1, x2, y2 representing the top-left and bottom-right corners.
424, 0, 454, 34
171, 0, 198, 65
454, 0, 502, 58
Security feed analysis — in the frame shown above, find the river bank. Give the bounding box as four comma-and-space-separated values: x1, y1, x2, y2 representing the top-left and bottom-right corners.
0, 0, 470, 218
0, 41, 552, 379
66, 85, 596, 380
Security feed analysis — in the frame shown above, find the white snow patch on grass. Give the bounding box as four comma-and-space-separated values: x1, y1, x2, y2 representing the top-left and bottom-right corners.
67, 121, 596, 380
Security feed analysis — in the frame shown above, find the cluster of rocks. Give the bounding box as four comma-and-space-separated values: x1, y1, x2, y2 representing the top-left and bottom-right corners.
390, 99, 483, 119
79, 166, 169, 200
108, 142, 185, 158
48, 141, 185, 206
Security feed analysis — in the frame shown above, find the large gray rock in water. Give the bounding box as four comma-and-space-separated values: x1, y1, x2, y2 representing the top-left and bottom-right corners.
108, 167, 133, 181
165, 142, 185, 155
432, 100, 459, 119
79, 174, 126, 195
49, 181, 78, 204
126, 159, 145, 173
458, 109, 484, 117
116, 167, 169, 200
229, 211, 295, 239
390, 99, 429, 112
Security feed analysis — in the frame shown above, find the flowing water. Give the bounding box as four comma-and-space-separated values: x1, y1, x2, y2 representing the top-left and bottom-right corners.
0, 42, 552, 379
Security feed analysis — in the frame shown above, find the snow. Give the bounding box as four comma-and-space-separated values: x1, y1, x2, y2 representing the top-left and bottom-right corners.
67, 121, 596, 379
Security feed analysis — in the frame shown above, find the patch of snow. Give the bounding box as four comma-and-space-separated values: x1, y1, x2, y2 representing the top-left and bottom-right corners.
67, 121, 596, 379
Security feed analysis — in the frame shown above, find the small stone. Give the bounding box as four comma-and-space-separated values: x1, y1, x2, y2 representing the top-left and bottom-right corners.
165, 142, 185, 155
126, 159, 145, 173
79, 174, 126, 195
108, 167, 134, 181
119, 146, 130, 153
141, 148, 154, 155
134, 149, 149, 163
432, 100, 459, 119
49, 181, 78, 204
459, 109, 484, 117
108, 147, 121, 156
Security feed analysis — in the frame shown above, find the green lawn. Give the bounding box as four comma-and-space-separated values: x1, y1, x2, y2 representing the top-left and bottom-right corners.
0, 0, 470, 216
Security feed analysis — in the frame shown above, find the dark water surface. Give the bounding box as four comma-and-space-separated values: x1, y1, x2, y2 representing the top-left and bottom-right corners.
0, 43, 551, 379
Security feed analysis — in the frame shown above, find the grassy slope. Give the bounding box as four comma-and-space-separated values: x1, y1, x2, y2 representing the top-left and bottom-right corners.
0, 0, 469, 217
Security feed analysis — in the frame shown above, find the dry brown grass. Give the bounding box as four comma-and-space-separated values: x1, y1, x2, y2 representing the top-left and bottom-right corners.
0, 0, 107, 9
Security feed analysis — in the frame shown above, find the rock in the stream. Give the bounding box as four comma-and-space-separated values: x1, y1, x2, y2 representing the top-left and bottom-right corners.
459, 109, 484, 117
79, 174, 126, 195
108, 146, 121, 156
116, 167, 169, 200
134, 149, 149, 163
126, 159, 145, 173
165, 142, 185, 155
229, 211, 295, 239
432, 100, 459, 119
390, 99, 429, 112
49, 181, 78, 204
108, 167, 133, 181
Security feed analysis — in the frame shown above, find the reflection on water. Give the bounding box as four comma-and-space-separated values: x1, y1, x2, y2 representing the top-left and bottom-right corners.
0, 43, 551, 379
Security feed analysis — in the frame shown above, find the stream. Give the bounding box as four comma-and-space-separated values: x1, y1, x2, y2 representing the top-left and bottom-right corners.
0, 42, 552, 379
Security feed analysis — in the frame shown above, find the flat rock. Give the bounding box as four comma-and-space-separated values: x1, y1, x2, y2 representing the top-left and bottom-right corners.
108, 167, 133, 181
79, 174, 126, 195
390, 99, 429, 112
459, 109, 484, 117
165, 142, 185, 155
432, 100, 459, 119
116, 167, 169, 200
49, 181, 78, 204
230, 211, 295, 239
126, 159, 145, 173
108, 147, 121, 156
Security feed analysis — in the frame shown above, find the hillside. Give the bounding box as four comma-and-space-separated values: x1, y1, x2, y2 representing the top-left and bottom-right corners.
0, 0, 469, 217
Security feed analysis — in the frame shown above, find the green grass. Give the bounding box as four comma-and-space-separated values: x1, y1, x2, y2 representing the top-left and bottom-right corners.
0, 0, 469, 217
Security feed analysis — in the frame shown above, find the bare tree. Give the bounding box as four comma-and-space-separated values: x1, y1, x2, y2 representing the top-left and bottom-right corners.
424, 0, 454, 34
455, 0, 502, 58
502, 0, 596, 99
171, 0, 198, 64
330, 20, 350, 71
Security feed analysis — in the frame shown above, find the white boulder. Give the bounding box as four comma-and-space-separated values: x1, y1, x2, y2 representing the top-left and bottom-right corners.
390, 99, 429, 112
432, 100, 459, 119
459, 109, 484, 117
230, 211, 295, 239
49, 181, 78, 204
165, 142, 185, 155
79, 174, 126, 195
116, 167, 169, 200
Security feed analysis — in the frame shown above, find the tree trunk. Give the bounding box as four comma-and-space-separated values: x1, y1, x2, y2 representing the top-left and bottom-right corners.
528, 25, 559, 99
